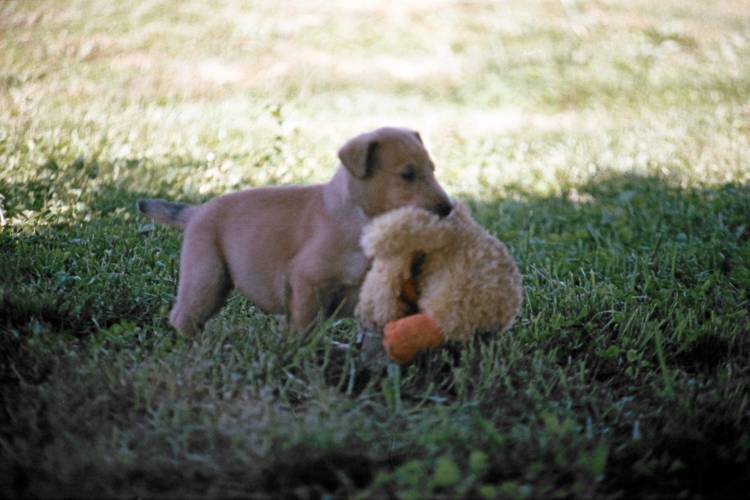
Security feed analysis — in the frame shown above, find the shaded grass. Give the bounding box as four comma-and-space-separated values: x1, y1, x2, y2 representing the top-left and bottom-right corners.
3, 174, 749, 498
2, 0, 750, 498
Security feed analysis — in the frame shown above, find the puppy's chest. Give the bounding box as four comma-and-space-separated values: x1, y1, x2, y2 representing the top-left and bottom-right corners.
339, 248, 370, 285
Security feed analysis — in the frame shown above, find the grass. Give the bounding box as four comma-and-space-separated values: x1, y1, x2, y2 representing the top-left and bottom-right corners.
1, 0, 750, 497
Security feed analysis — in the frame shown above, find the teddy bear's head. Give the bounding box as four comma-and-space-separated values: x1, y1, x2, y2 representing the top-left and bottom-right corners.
359, 200, 471, 260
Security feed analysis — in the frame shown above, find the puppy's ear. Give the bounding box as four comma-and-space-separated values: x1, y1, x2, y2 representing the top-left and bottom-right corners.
338, 132, 379, 178
412, 131, 423, 145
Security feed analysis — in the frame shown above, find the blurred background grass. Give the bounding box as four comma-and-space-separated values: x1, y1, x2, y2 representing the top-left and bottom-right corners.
3, 0, 748, 207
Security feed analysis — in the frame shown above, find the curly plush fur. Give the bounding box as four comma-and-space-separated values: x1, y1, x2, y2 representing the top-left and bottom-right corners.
356, 202, 522, 342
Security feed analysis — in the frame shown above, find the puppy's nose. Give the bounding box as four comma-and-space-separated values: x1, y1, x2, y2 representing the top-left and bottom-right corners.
434, 202, 453, 218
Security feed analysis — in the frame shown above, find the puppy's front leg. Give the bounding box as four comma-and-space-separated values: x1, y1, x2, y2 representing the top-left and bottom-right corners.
286, 275, 322, 333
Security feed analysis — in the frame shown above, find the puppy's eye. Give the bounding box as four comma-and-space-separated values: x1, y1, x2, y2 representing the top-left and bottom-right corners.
400, 167, 416, 182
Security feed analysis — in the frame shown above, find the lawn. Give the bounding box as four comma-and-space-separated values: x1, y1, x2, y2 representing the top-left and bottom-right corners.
1, 0, 750, 497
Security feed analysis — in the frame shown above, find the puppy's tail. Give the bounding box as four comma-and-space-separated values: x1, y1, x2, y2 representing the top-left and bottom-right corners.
137, 199, 196, 230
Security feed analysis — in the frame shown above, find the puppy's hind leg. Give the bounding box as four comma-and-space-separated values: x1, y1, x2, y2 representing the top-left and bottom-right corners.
170, 231, 231, 337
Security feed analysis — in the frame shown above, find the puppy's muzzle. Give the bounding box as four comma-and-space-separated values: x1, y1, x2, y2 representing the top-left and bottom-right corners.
434, 202, 453, 218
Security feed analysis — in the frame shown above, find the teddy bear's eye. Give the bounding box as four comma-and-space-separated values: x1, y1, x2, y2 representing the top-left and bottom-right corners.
400, 166, 417, 182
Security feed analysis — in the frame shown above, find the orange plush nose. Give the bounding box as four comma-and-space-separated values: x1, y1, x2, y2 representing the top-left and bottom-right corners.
383, 313, 445, 364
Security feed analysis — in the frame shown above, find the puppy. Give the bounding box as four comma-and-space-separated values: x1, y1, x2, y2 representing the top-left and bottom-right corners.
138, 127, 452, 336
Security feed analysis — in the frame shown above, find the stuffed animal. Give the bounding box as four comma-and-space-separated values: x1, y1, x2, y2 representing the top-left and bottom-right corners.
356, 201, 522, 364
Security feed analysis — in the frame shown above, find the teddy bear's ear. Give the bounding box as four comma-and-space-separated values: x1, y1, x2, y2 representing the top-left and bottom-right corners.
450, 200, 472, 221
338, 131, 379, 178
361, 206, 455, 258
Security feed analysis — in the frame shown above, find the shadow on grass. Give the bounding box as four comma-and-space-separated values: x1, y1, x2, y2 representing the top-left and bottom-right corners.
1, 171, 750, 498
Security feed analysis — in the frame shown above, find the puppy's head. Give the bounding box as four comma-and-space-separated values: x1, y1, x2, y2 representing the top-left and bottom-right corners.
338, 127, 452, 218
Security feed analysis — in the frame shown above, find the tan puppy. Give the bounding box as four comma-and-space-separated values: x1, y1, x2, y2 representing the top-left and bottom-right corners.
138, 127, 452, 336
